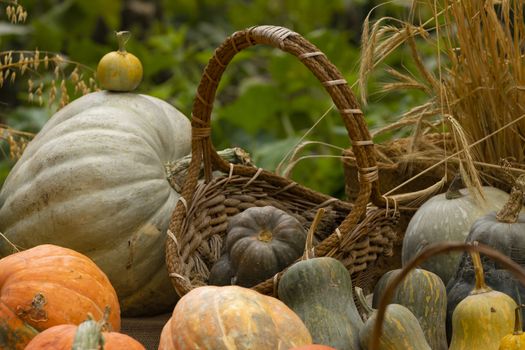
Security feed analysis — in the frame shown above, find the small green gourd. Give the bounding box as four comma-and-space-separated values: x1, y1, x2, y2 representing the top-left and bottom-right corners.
356, 287, 431, 350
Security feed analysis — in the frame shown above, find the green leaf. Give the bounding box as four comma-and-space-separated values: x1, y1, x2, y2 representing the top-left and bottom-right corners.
252, 137, 301, 172
218, 83, 283, 134
75, 0, 121, 30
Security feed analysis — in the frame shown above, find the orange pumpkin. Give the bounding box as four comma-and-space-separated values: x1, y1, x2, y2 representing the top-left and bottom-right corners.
158, 317, 174, 350
289, 345, 338, 350
158, 285, 312, 350
0, 300, 38, 350
0, 244, 121, 348
25, 316, 144, 350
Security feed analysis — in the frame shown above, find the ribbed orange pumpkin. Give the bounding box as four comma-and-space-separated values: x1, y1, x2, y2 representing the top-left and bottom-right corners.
0, 300, 38, 350
25, 321, 144, 349
0, 244, 121, 349
158, 285, 312, 350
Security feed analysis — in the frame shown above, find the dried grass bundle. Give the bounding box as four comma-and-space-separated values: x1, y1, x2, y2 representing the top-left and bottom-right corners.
0, 1, 98, 161
359, 0, 525, 199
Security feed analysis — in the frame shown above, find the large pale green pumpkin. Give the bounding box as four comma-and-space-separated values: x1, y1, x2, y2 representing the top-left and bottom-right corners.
0, 91, 191, 316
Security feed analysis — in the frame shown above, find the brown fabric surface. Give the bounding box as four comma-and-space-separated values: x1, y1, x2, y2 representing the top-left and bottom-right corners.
121, 313, 171, 350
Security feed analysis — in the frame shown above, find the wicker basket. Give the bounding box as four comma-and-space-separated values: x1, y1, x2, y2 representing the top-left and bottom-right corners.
165, 25, 398, 298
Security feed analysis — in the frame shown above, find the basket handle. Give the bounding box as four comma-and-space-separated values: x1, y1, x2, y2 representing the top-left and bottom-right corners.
188, 25, 381, 199
370, 241, 525, 350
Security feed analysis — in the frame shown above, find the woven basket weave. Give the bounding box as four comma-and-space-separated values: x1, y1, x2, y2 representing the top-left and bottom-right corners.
166, 25, 398, 297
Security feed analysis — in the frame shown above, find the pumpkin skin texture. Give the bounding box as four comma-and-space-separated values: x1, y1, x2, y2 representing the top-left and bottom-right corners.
500, 334, 525, 350
97, 31, 143, 92
0, 91, 191, 316
466, 212, 525, 268
0, 300, 38, 350
402, 185, 510, 285
449, 251, 517, 350
209, 206, 307, 288
449, 289, 516, 349
158, 317, 174, 350
359, 303, 431, 350
372, 268, 447, 350
0, 244, 120, 349
159, 285, 312, 350
24, 323, 145, 349
499, 306, 525, 350
278, 257, 363, 350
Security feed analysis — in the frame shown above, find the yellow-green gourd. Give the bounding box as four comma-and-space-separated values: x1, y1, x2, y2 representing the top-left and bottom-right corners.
449, 249, 517, 349
499, 305, 525, 350
97, 31, 143, 91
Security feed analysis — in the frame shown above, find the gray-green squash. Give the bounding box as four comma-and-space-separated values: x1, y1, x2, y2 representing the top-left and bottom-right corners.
372, 268, 447, 350
402, 176, 510, 285
277, 257, 363, 350
209, 206, 307, 288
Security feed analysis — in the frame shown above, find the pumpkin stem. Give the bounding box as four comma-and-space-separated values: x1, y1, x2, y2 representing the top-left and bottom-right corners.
100, 306, 112, 332
72, 315, 105, 350
512, 305, 524, 335
496, 174, 525, 224
116, 31, 131, 53
72, 307, 112, 350
355, 286, 374, 317
258, 230, 273, 242
470, 243, 492, 294
302, 208, 325, 260
445, 174, 464, 200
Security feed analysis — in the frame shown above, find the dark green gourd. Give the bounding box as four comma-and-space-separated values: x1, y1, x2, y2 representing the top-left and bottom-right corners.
277, 257, 363, 350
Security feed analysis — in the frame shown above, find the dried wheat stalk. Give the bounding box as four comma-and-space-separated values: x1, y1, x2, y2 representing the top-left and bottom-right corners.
359, 0, 525, 198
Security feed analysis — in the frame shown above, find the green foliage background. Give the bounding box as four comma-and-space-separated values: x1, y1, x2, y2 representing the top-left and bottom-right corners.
0, 0, 421, 198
